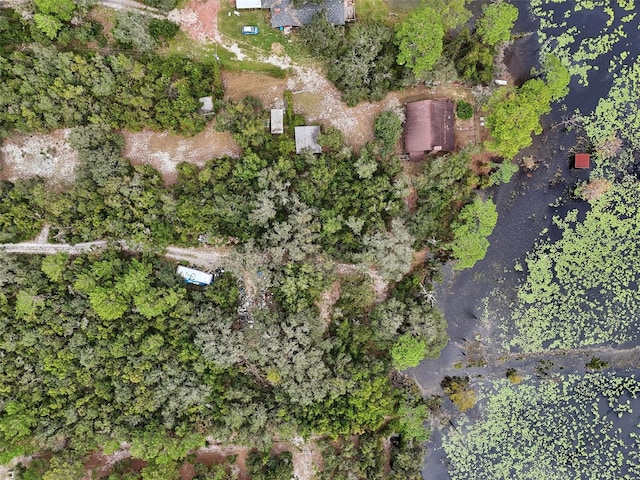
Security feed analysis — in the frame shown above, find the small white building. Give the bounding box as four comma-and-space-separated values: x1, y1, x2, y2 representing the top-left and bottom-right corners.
176, 266, 213, 286
294, 126, 322, 154
271, 109, 284, 134
236, 0, 262, 8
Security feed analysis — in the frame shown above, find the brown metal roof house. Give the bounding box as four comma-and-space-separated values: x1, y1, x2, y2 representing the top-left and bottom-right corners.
404, 100, 455, 161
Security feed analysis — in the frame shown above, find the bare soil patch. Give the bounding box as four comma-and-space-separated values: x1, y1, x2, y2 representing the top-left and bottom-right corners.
470, 150, 494, 176
123, 123, 241, 185
455, 117, 478, 149
316, 279, 341, 324
335, 263, 388, 303
179, 462, 197, 480
169, 0, 222, 43
197, 442, 250, 480
195, 449, 228, 466
0, 130, 79, 187
291, 437, 322, 480
411, 247, 430, 270
404, 185, 418, 212
82, 449, 132, 480
86, 6, 116, 43
222, 70, 290, 107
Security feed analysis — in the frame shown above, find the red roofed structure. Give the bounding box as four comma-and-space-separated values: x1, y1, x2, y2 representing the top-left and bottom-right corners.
575, 153, 590, 169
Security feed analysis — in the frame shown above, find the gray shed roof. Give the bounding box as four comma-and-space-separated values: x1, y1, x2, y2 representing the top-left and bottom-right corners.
264, 0, 345, 28
199, 96, 213, 113
404, 100, 455, 161
295, 126, 322, 154
271, 109, 284, 134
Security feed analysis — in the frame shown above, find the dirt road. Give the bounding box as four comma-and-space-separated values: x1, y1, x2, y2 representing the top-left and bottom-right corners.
99, 0, 166, 18
0, 240, 229, 270
0, 239, 389, 306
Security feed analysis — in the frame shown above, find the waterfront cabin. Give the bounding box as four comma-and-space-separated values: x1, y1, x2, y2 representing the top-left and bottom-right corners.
265, 0, 351, 28
404, 100, 455, 161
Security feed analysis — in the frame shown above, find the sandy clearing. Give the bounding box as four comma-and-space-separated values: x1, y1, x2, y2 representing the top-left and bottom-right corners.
291, 436, 322, 480
315, 279, 341, 325
0, 130, 79, 186
123, 124, 241, 185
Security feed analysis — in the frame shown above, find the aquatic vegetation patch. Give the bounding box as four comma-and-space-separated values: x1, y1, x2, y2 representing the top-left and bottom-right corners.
584, 61, 640, 148
442, 373, 640, 480
503, 180, 640, 352
530, 0, 636, 85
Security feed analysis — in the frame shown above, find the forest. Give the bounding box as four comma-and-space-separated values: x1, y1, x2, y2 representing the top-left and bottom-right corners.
0, 0, 574, 478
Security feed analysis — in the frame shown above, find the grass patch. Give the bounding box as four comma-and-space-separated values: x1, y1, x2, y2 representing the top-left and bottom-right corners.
355, 0, 390, 23
382, 0, 422, 16
355, 0, 418, 23
217, 5, 308, 61
163, 31, 287, 77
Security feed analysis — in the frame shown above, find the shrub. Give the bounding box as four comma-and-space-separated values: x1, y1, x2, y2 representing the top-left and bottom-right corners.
148, 18, 180, 43
449, 196, 498, 270
374, 111, 403, 156
391, 334, 427, 370
506, 368, 523, 384
455, 100, 474, 120
141, 0, 178, 11
441, 376, 476, 412
586, 357, 610, 371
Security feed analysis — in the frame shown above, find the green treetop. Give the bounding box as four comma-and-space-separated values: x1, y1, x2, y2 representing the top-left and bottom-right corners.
476, 1, 519, 47
395, 7, 444, 77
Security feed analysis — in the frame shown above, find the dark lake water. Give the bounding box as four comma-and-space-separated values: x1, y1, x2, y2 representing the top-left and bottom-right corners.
415, 0, 640, 478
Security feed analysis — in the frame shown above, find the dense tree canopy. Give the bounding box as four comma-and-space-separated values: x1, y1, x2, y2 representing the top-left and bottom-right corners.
300, 16, 402, 106
485, 56, 570, 158
0, 47, 221, 136
424, 0, 471, 31
0, 5, 502, 476
395, 7, 444, 77
449, 196, 498, 270
476, 1, 519, 47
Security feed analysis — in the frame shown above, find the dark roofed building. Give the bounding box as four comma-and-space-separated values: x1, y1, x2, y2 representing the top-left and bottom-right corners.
264, 0, 346, 28
404, 100, 455, 161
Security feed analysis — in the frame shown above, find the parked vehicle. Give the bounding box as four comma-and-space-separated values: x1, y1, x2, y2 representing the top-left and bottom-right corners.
241, 26, 259, 35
